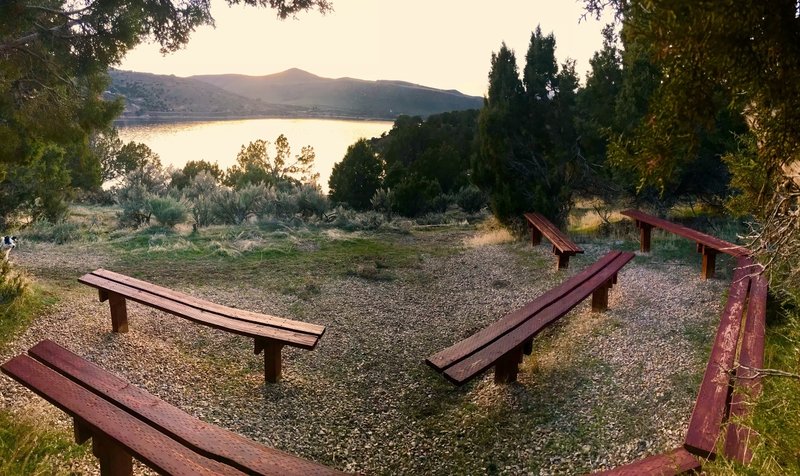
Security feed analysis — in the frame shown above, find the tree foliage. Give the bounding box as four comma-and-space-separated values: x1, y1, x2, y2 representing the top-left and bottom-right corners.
0, 0, 330, 224
224, 134, 318, 189
474, 29, 579, 227
585, 0, 800, 287
328, 139, 383, 210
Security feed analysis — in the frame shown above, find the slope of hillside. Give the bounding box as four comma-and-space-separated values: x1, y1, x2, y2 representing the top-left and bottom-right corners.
107, 70, 308, 120
191, 68, 484, 118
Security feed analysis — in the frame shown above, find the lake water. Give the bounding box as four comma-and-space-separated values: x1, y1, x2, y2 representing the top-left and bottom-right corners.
117, 118, 392, 192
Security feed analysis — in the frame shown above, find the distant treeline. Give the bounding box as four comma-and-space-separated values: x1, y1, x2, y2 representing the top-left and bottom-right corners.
329, 25, 747, 227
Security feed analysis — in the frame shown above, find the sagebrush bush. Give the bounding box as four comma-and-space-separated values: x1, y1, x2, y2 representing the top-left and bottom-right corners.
23, 220, 82, 244
456, 185, 486, 214
211, 184, 268, 225
148, 196, 188, 228
371, 188, 394, 216
0, 260, 29, 305
296, 185, 329, 218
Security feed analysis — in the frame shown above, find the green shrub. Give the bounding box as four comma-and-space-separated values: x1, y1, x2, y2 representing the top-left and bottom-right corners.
148, 196, 188, 228
211, 184, 268, 225
23, 220, 82, 244
455, 185, 486, 214
370, 188, 394, 216
296, 185, 329, 218
0, 260, 29, 306
392, 174, 442, 217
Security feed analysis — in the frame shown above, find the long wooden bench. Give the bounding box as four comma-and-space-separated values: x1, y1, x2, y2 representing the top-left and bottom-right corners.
524, 212, 584, 269
79, 268, 325, 384
426, 250, 634, 385
684, 256, 767, 461
620, 209, 750, 280
1, 339, 345, 476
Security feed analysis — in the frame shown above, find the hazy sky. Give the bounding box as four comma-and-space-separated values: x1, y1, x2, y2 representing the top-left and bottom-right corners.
119, 1, 611, 97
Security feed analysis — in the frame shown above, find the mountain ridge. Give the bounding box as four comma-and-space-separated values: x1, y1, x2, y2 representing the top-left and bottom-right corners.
109, 68, 482, 121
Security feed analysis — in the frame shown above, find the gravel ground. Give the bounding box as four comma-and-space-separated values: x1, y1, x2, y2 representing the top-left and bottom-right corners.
0, 230, 728, 475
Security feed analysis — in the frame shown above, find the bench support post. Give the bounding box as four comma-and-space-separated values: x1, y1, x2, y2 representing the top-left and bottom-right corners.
700, 246, 718, 280
92, 433, 133, 476
530, 225, 542, 246
255, 339, 284, 383
555, 251, 570, 270
494, 347, 522, 384
638, 222, 653, 253
108, 293, 128, 333
591, 281, 610, 312
73, 418, 92, 444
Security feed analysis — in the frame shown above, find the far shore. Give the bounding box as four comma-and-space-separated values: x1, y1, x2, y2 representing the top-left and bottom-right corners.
114, 112, 401, 125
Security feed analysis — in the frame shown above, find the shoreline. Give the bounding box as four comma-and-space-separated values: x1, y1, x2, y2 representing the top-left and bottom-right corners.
114, 112, 400, 125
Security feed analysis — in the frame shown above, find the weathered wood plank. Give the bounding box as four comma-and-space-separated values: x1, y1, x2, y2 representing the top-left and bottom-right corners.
442, 252, 634, 385
27, 340, 345, 475
89, 268, 325, 336
591, 447, 701, 475
427, 251, 623, 372
79, 273, 319, 349
684, 259, 752, 458
724, 269, 768, 463
621, 209, 749, 258
1, 354, 245, 476
524, 212, 584, 254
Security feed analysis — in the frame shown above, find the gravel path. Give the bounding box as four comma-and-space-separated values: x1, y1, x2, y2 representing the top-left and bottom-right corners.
0, 230, 727, 475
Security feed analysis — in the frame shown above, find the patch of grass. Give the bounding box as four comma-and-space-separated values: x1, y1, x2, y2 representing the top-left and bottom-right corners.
108, 227, 452, 299
0, 410, 88, 475
0, 265, 57, 351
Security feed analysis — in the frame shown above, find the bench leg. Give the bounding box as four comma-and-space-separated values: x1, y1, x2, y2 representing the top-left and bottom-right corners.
108, 293, 128, 333
591, 281, 610, 312
92, 433, 133, 476
255, 339, 284, 383
530, 226, 542, 246
73, 417, 92, 444
639, 223, 653, 253
494, 347, 522, 384
701, 247, 718, 280
556, 251, 570, 270
523, 339, 533, 355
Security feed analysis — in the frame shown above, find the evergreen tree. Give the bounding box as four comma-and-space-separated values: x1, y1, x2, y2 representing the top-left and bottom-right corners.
328, 139, 383, 210
474, 30, 578, 227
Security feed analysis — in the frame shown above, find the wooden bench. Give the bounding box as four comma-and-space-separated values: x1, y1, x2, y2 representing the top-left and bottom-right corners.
79, 268, 325, 384
620, 209, 750, 280
426, 250, 634, 385
1, 339, 345, 476
684, 256, 767, 462
523, 212, 584, 269
590, 447, 701, 475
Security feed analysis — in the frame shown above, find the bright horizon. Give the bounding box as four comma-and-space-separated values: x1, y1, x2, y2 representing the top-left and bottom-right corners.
119, 1, 612, 98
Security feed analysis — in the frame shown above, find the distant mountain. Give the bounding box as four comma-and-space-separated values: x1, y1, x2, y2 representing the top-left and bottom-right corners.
192, 68, 483, 118
107, 68, 483, 121
107, 70, 309, 121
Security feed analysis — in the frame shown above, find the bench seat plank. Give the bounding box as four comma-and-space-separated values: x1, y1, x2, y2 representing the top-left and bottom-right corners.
524, 213, 583, 254
1, 354, 246, 476
427, 251, 624, 372
724, 268, 768, 463
684, 258, 753, 458
621, 209, 749, 257
27, 339, 344, 476
442, 252, 634, 385
90, 269, 324, 336
523, 212, 584, 269
79, 273, 319, 349
591, 447, 701, 475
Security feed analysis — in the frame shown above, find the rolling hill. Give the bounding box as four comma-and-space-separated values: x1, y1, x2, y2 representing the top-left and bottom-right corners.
108, 69, 483, 121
